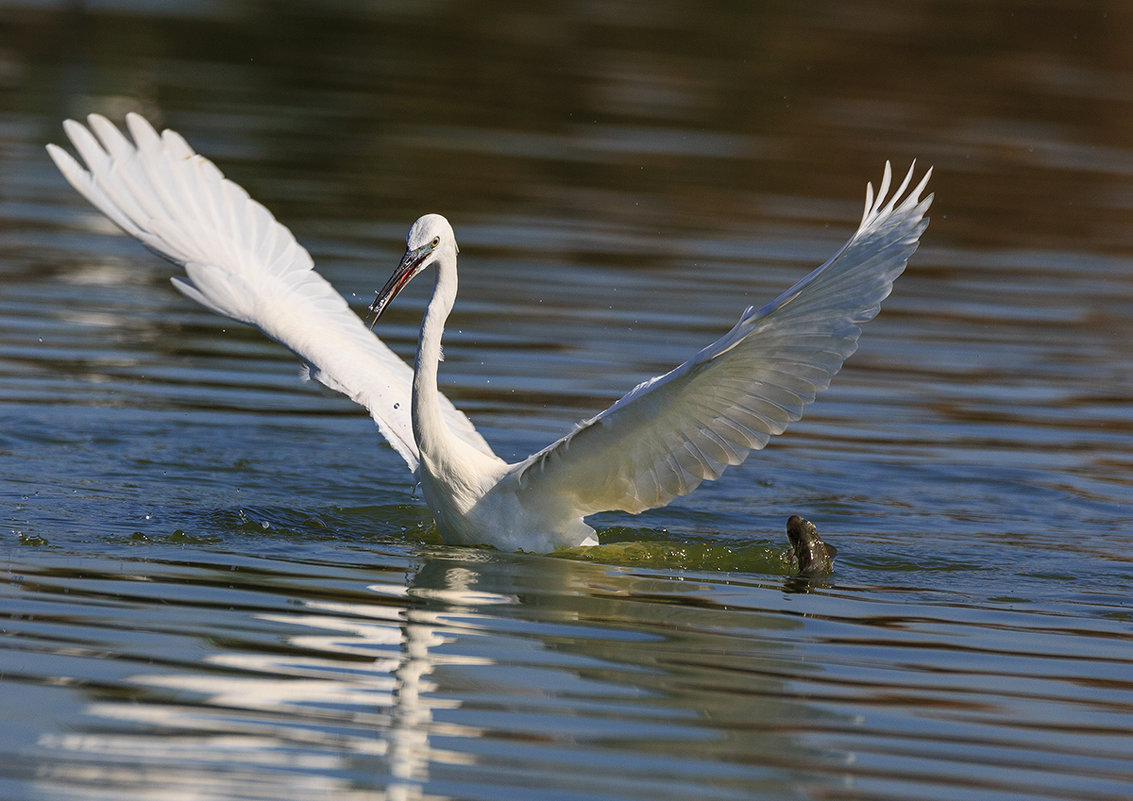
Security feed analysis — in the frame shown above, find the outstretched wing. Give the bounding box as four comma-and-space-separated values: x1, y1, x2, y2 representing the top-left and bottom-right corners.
512, 162, 931, 515
47, 113, 496, 473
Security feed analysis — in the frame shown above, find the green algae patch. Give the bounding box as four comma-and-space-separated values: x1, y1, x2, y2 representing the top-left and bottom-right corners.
553, 539, 795, 574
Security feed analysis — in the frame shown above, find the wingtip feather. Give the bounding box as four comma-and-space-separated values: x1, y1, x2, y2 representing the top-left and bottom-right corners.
125, 112, 162, 151
861, 181, 875, 228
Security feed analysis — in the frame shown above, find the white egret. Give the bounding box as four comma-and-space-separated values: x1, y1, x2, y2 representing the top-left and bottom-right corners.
48, 114, 931, 552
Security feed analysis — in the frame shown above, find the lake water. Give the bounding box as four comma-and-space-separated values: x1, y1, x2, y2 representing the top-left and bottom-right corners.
2, 2, 1132, 800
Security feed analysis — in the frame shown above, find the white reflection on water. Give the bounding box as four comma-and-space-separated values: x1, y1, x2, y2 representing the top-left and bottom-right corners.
35, 564, 517, 801
22, 549, 826, 801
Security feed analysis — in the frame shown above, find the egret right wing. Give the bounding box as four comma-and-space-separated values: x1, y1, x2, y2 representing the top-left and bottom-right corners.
512, 163, 931, 516
47, 113, 497, 473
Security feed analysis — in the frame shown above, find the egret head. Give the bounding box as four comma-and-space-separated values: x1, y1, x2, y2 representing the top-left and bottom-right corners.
369, 214, 457, 327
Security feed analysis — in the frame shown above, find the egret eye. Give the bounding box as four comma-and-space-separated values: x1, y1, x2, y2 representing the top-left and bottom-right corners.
430, 236, 440, 248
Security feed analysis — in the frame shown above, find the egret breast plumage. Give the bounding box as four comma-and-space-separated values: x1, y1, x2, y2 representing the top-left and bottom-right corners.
48, 113, 931, 552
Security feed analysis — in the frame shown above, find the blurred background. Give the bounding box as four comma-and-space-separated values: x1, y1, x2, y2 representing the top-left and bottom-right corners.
1, 2, 1131, 801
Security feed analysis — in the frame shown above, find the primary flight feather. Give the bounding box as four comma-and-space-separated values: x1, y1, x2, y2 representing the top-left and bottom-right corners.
49, 113, 931, 552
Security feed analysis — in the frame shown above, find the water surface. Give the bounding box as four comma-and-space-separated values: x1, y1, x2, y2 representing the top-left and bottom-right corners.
2, 2, 1132, 800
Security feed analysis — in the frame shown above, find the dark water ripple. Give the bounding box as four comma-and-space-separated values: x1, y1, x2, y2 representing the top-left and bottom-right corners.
4, 543, 1132, 801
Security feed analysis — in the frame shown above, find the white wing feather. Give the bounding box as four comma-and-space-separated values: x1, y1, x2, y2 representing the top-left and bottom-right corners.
47, 113, 496, 473
513, 162, 932, 515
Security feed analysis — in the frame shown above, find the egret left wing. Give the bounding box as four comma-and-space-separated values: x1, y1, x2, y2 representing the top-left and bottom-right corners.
511, 163, 931, 516
46, 113, 497, 473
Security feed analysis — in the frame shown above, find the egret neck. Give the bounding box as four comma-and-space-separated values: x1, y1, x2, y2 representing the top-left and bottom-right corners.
412, 256, 458, 465
371, 215, 508, 541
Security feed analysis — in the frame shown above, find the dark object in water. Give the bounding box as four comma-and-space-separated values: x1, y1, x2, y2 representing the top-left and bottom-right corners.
787, 515, 838, 576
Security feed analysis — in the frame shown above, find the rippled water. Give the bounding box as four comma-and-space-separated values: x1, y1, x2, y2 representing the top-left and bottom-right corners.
2, 2, 1132, 800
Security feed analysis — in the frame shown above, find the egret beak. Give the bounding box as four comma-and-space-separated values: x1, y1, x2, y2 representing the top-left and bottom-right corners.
368, 246, 430, 330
